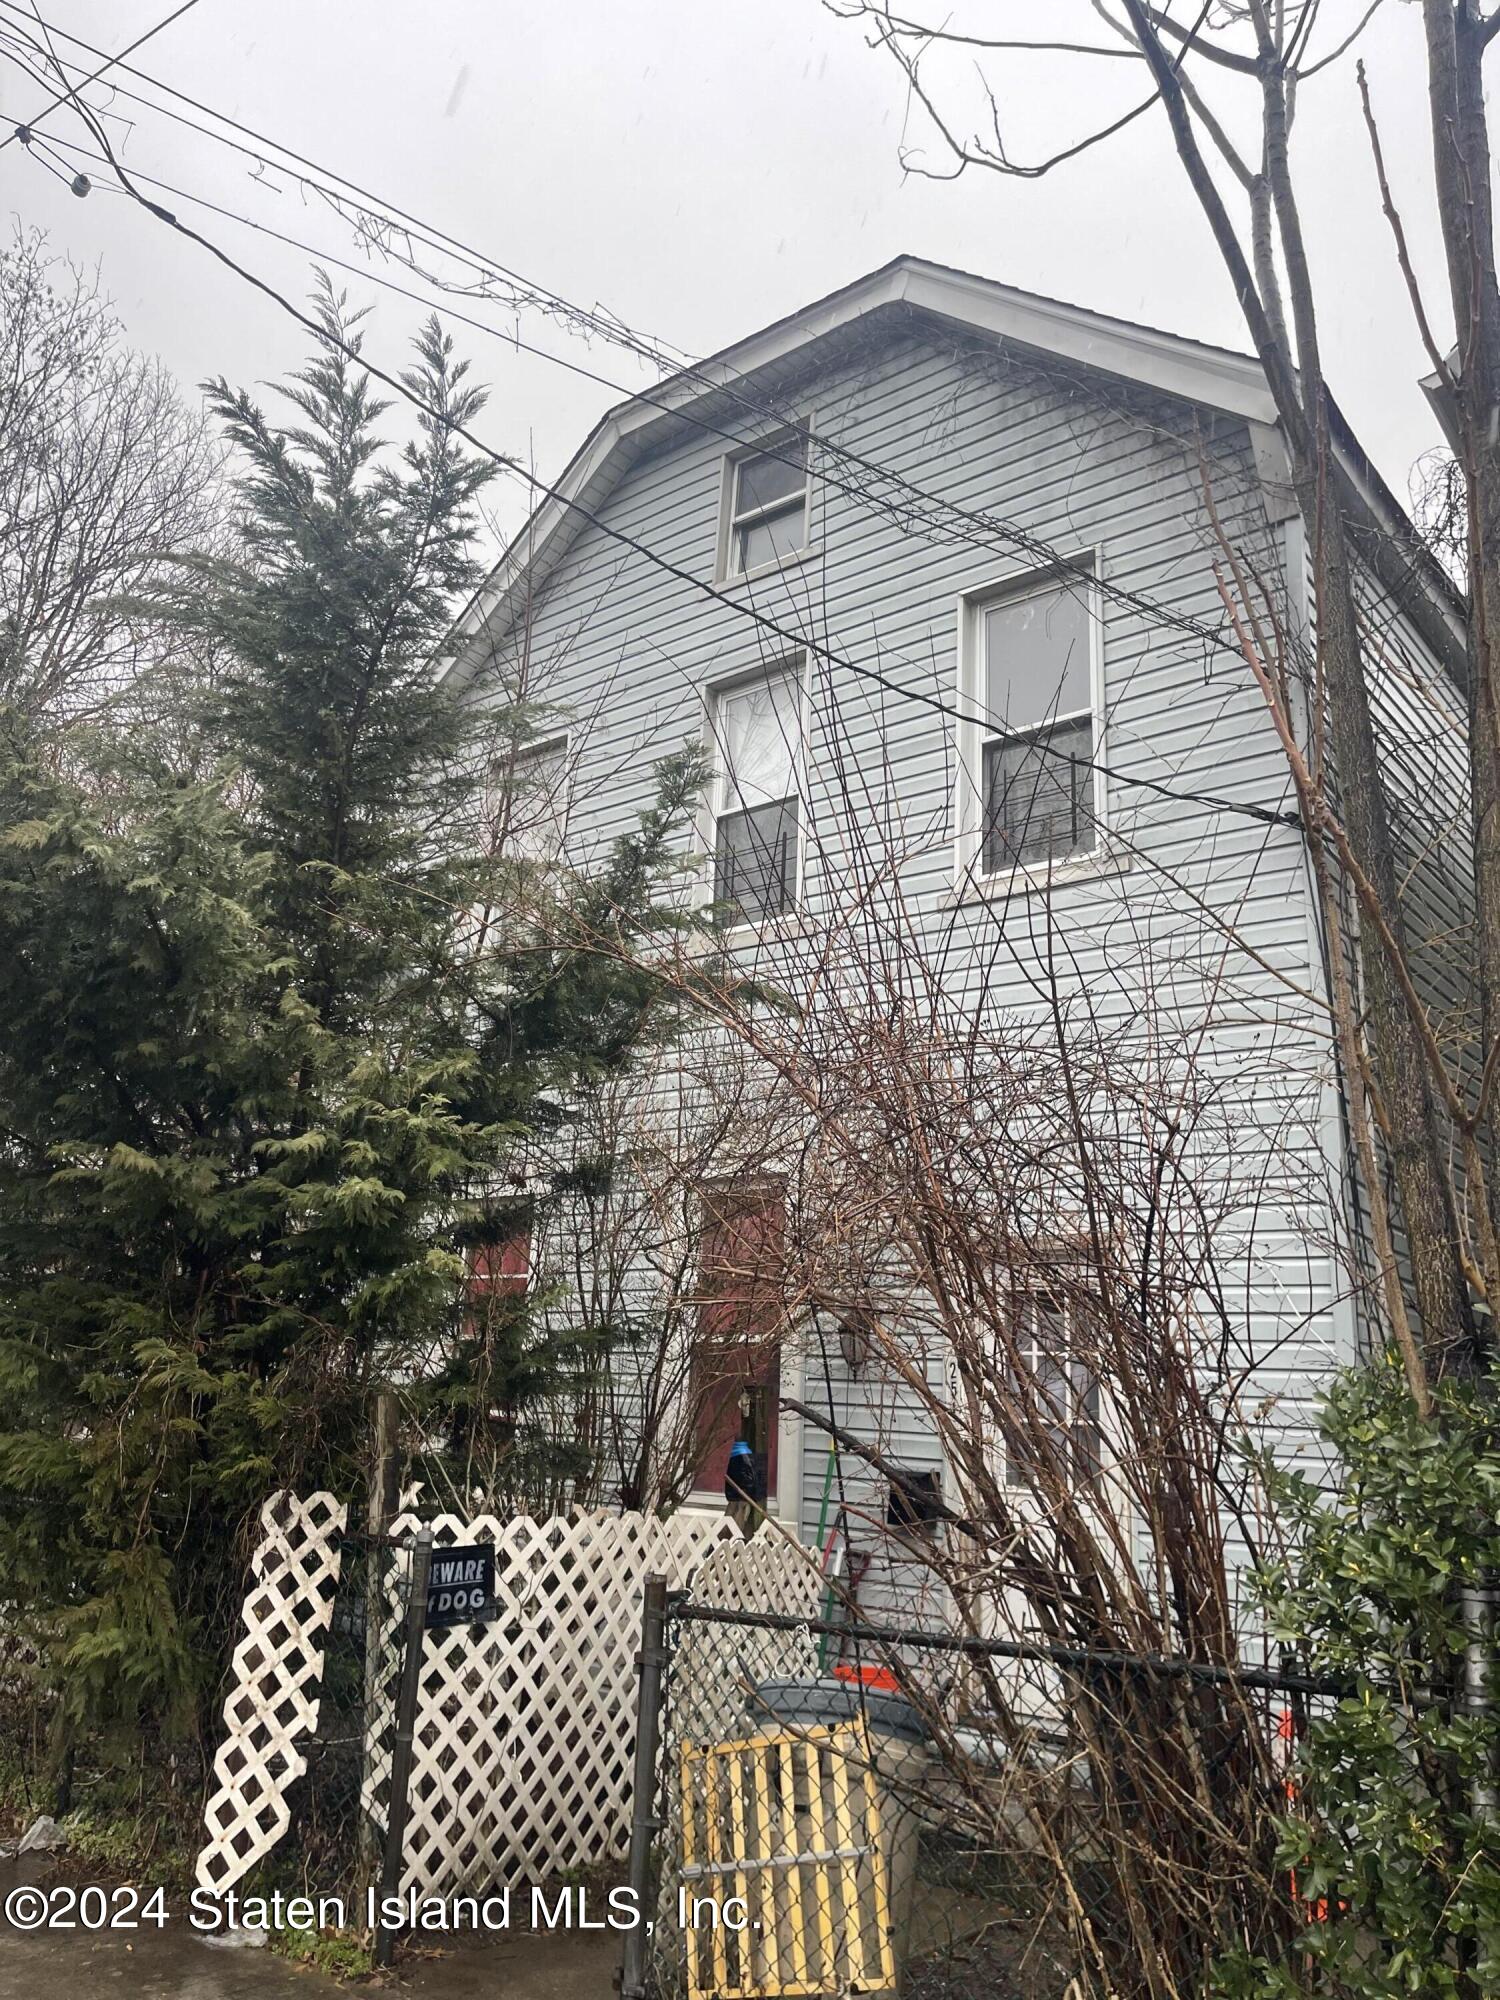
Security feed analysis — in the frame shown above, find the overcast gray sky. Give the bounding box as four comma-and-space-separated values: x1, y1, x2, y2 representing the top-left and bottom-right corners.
0, 1, 1457, 540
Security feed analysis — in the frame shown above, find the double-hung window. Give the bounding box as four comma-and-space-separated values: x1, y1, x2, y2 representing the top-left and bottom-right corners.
726, 434, 810, 577
711, 666, 801, 926
976, 573, 1098, 874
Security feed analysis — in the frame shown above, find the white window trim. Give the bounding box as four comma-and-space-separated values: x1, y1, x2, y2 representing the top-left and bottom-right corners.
515, 728, 571, 761
715, 422, 819, 586
496, 728, 573, 863
697, 656, 809, 936
953, 555, 1109, 899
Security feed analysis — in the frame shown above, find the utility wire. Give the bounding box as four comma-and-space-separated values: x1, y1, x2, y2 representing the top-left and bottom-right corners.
3, 96, 1247, 687
0, 50, 1156, 606
0, 0, 1247, 657
0, 2, 1224, 654
0, 1, 695, 365
0, 0, 202, 150
3, 50, 1300, 837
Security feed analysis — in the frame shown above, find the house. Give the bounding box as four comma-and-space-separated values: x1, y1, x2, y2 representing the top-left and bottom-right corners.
445, 256, 1470, 1622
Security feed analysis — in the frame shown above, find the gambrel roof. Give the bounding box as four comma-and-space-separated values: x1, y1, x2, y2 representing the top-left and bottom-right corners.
447, 253, 1464, 686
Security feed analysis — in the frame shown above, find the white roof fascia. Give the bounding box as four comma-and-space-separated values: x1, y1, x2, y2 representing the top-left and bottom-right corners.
448, 407, 627, 678
440, 257, 1326, 686
444, 264, 912, 678
894, 263, 1276, 425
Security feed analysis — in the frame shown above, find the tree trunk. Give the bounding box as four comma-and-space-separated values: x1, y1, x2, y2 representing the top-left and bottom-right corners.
1125, 0, 1477, 1369
1424, 1, 1500, 1305
357, 1387, 401, 1895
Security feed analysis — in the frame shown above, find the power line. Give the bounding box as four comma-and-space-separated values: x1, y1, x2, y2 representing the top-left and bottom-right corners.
3, 51, 1300, 838
10, 119, 75, 188
0, 60, 1107, 611
0, 0, 1245, 658
0, 95, 1243, 694
0, 0, 203, 151
0, 0, 703, 364
0, 0, 1203, 639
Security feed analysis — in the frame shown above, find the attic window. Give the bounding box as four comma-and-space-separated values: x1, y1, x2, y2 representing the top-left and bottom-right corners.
727, 434, 810, 577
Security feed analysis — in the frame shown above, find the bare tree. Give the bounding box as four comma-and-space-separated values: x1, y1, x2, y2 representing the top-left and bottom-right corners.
539, 1048, 800, 1513
0, 225, 223, 727
823, 0, 1500, 1405
546, 661, 1345, 1992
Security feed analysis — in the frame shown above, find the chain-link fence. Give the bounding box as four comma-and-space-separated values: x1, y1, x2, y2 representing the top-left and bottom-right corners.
0, 1523, 389, 1898
633, 1592, 1347, 2000
3, 1500, 1360, 1993
271, 1523, 393, 1899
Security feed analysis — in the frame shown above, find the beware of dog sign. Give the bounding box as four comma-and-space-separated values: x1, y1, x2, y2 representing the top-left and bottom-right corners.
423, 1543, 497, 1628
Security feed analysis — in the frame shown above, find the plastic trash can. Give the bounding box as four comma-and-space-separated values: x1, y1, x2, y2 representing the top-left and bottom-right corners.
747, 1676, 932, 1994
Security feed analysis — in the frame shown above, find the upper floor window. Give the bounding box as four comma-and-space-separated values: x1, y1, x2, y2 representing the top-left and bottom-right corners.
711, 666, 801, 926
726, 434, 810, 577
505, 733, 571, 864
975, 573, 1098, 874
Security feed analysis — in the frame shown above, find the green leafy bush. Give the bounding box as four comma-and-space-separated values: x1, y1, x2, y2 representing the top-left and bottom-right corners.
0, 286, 703, 1781
1215, 1360, 1500, 1998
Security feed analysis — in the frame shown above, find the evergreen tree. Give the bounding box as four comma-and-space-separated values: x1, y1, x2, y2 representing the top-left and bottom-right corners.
0, 286, 701, 1761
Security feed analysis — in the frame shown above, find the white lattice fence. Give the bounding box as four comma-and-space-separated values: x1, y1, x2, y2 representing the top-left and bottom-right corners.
195, 1490, 347, 1893
670, 1531, 823, 1750
363, 1508, 747, 1893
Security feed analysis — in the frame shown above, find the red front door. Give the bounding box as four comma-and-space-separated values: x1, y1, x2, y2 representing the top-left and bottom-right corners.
690, 1186, 783, 1503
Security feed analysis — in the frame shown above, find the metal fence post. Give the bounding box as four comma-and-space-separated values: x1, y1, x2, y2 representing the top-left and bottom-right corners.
618, 1572, 670, 2000
373, 1527, 432, 1971
358, 1390, 401, 1893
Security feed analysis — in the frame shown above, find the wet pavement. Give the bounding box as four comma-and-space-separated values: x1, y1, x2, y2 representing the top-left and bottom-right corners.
0, 1857, 621, 1999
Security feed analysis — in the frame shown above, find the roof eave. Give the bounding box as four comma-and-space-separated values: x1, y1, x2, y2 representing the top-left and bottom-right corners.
443, 254, 1462, 691
443, 255, 1282, 684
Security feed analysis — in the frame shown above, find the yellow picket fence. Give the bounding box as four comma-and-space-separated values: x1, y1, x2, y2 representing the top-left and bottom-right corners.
678, 1721, 897, 1998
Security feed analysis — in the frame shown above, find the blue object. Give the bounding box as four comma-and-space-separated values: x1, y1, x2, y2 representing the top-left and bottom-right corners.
725, 1439, 756, 1502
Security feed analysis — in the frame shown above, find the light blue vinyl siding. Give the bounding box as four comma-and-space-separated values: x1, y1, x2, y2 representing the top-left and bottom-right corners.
473, 316, 1359, 1585
1338, 560, 1474, 1352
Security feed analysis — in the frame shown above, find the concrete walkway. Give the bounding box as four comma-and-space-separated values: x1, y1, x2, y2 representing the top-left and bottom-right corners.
0, 1859, 621, 2000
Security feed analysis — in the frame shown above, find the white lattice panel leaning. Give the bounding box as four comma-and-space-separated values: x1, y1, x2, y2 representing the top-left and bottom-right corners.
195, 1490, 347, 1893
671, 1529, 823, 1751
362, 1509, 743, 1894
